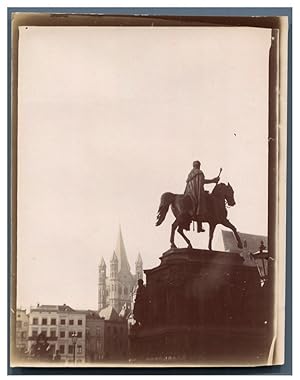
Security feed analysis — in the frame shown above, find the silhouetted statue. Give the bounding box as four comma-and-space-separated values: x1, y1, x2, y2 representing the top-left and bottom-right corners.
156, 164, 242, 251
133, 279, 148, 326
184, 160, 220, 233
259, 241, 266, 253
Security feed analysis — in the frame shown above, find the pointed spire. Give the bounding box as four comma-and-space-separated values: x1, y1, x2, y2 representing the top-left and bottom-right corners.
136, 252, 143, 264
114, 226, 131, 273
111, 251, 118, 263
99, 257, 106, 267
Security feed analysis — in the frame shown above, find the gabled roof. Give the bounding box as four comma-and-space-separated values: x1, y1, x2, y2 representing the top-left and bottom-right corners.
99, 305, 120, 321
84, 309, 101, 320
114, 226, 131, 273
222, 230, 267, 253
58, 304, 75, 313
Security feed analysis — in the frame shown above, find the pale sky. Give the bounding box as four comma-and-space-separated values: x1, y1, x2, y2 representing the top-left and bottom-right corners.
17, 26, 271, 310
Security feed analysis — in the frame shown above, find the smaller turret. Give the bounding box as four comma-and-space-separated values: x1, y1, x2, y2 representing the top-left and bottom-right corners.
99, 257, 106, 280
135, 253, 143, 281
98, 257, 107, 311
109, 251, 119, 311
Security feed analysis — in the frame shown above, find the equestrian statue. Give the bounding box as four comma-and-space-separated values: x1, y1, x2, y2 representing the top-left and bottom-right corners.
156, 160, 243, 251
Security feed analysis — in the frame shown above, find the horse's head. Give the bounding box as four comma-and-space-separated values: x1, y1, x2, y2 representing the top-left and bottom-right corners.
213, 182, 236, 206
225, 182, 236, 206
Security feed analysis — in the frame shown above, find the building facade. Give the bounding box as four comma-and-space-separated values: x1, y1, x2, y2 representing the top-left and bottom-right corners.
222, 230, 267, 253
222, 230, 268, 266
98, 227, 143, 313
28, 304, 86, 364
16, 309, 29, 353
85, 306, 128, 362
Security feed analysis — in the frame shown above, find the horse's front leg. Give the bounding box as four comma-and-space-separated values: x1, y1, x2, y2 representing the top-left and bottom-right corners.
208, 223, 216, 251
177, 226, 193, 249
170, 220, 178, 249
222, 219, 243, 249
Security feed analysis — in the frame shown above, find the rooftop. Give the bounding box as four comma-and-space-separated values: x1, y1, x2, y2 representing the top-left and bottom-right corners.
222, 230, 267, 253
99, 305, 120, 321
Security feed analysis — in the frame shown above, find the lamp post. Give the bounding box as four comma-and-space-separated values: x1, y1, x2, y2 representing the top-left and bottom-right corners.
71, 331, 78, 364
251, 241, 270, 287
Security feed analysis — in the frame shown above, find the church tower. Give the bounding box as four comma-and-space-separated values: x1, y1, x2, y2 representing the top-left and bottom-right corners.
98, 226, 143, 313
98, 257, 107, 311
135, 253, 143, 281
109, 251, 119, 312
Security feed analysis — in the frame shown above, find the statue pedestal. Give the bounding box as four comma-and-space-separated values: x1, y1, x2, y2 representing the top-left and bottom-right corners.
129, 248, 273, 365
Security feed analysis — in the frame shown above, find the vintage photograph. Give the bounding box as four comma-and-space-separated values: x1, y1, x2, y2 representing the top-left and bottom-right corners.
10, 12, 289, 369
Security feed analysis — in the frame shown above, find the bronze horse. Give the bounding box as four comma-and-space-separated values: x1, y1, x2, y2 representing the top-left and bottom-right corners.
156, 183, 243, 251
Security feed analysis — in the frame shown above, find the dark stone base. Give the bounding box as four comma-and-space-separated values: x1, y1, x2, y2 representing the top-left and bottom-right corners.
129, 248, 273, 365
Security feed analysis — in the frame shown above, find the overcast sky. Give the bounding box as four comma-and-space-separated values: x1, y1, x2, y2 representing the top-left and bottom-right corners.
17, 26, 271, 310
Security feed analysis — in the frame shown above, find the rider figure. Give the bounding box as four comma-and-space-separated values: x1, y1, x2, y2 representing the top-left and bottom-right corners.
184, 160, 220, 232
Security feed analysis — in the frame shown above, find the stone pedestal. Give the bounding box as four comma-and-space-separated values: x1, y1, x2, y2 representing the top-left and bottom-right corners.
129, 248, 273, 365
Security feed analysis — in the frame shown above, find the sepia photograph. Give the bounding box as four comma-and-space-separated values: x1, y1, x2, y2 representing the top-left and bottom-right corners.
9, 10, 290, 372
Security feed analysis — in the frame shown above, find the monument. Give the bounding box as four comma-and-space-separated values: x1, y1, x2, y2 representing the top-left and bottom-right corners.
129, 162, 273, 365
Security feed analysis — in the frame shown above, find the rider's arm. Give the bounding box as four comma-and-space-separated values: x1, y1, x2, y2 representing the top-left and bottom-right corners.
203, 176, 220, 184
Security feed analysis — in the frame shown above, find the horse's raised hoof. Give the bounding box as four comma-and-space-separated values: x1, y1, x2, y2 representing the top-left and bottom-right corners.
170, 243, 177, 249
237, 242, 243, 249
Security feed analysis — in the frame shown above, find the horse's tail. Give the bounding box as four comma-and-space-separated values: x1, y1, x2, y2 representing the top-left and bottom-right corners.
156, 192, 175, 226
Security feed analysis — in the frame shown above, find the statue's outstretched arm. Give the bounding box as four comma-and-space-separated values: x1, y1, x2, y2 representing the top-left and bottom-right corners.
204, 176, 220, 184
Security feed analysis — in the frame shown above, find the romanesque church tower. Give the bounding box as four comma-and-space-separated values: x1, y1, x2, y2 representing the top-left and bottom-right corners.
98, 227, 143, 313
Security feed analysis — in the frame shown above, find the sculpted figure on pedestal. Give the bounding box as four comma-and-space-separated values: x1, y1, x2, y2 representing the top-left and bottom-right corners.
156, 161, 242, 250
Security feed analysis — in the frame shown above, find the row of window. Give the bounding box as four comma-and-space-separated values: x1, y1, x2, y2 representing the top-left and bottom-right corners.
31, 330, 83, 338
59, 331, 83, 338
31, 318, 83, 326
16, 321, 28, 328
16, 331, 27, 339
59, 344, 83, 355
109, 285, 129, 295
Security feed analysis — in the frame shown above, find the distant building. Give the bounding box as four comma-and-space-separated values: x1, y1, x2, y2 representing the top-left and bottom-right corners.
98, 227, 143, 313
222, 230, 268, 266
16, 309, 29, 353
222, 230, 267, 253
28, 304, 86, 364
85, 306, 128, 362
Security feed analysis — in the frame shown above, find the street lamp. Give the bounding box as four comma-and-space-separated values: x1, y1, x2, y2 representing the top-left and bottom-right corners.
251, 241, 270, 287
71, 331, 78, 364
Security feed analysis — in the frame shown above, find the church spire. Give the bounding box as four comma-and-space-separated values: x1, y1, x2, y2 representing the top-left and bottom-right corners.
114, 226, 131, 273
